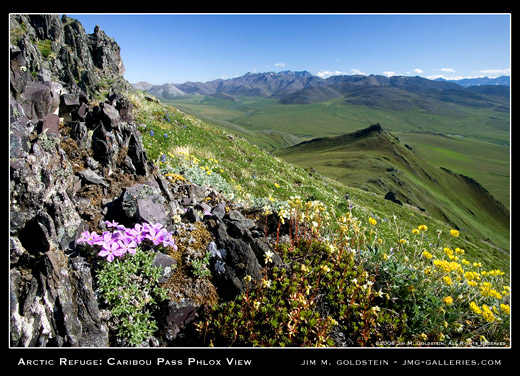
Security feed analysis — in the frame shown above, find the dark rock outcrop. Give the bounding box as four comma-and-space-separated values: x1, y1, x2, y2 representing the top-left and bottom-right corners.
10, 14, 282, 347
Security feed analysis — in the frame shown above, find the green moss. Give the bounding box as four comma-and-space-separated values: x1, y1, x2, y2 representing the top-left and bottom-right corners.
36, 39, 54, 60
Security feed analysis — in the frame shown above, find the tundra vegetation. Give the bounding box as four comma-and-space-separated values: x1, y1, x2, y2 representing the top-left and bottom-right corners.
117, 90, 510, 347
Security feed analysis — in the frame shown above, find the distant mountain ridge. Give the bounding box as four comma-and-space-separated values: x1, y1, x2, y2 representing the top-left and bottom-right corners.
132, 71, 510, 110
435, 75, 510, 87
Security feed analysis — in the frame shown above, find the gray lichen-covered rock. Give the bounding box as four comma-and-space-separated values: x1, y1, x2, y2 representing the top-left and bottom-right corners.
10, 249, 108, 347
119, 182, 170, 225
10, 13, 284, 348
9, 14, 133, 347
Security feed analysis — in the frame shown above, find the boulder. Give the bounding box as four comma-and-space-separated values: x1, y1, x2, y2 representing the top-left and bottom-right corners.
118, 182, 169, 226
41, 113, 60, 136
153, 251, 177, 283
160, 300, 199, 343
10, 249, 108, 347
384, 191, 403, 206
212, 237, 263, 301
77, 168, 109, 187
99, 102, 120, 130
19, 82, 56, 120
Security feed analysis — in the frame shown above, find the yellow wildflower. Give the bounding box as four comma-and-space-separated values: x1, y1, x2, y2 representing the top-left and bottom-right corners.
480, 283, 502, 299
412, 228, 419, 235
422, 250, 433, 259
450, 229, 460, 237
470, 301, 482, 315
464, 271, 480, 281
443, 276, 453, 286
320, 264, 330, 273
369, 217, 377, 226
433, 259, 461, 273
418, 225, 428, 231
481, 305, 495, 322
443, 296, 454, 305
500, 304, 510, 315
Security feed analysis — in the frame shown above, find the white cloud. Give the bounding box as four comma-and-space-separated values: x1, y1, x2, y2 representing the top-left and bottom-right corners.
274, 62, 286, 68
479, 68, 510, 77
413, 68, 423, 74
441, 68, 456, 73
426, 74, 447, 80
351, 68, 367, 75
317, 70, 347, 78
427, 74, 480, 81
383, 71, 397, 77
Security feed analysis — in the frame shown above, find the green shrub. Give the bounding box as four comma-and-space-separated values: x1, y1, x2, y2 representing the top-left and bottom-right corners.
96, 249, 169, 346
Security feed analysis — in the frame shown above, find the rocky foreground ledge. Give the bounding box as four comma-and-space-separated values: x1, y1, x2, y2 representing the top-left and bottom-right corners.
10, 14, 279, 347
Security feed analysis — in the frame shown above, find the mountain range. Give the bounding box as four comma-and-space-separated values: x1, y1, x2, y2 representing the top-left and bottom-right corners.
132, 71, 510, 108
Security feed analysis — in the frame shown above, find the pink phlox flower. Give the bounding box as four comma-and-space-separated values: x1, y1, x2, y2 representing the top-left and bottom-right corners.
118, 237, 138, 255
128, 223, 147, 243
77, 231, 101, 246
99, 242, 123, 262
161, 232, 177, 250
145, 227, 165, 246
93, 231, 115, 247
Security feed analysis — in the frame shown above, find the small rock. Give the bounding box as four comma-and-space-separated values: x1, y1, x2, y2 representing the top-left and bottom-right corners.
152, 251, 177, 283
77, 168, 109, 187
41, 113, 60, 136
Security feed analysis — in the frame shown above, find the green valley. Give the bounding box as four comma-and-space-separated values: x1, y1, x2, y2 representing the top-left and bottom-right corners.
275, 124, 509, 253
166, 91, 510, 209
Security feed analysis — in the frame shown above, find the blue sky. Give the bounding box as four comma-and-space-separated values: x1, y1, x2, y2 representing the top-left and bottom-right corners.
71, 13, 511, 85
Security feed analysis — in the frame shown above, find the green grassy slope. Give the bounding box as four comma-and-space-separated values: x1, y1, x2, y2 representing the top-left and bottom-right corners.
128, 90, 509, 345
275, 124, 510, 253
393, 132, 510, 209
130, 90, 509, 272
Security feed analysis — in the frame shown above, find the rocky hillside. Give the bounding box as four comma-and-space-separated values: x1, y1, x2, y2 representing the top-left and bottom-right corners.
9, 14, 276, 347
10, 15, 510, 351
